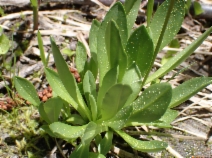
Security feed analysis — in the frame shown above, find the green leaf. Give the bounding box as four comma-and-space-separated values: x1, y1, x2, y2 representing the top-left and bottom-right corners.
126, 25, 154, 78
45, 68, 84, 117
37, 31, 47, 67
97, 2, 127, 86
89, 19, 100, 62
70, 144, 89, 158
127, 83, 172, 125
116, 130, 168, 152
41, 125, 57, 137
185, 0, 191, 14
124, 0, 142, 36
170, 77, 212, 108
193, 1, 204, 15
94, 134, 102, 147
89, 94, 97, 121
50, 37, 91, 120
14, 76, 40, 106
39, 103, 51, 123
146, 0, 154, 27
66, 114, 87, 125
89, 152, 105, 158
98, 130, 113, 155
61, 47, 75, 57
87, 20, 100, 79
102, 105, 132, 130
149, 0, 185, 51
86, 56, 98, 80
0, 33, 10, 55
150, 109, 178, 128
105, 20, 127, 81
76, 41, 87, 78
61, 101, 71, 118
49, 122, 87, 139
83, 70, 97, 102
39, 97, 63, 124
97, 67, 118, 113
100, 84, 132, 120
146, 27, 212, 84
121, 63, 142, 107
81, 122, 97, 145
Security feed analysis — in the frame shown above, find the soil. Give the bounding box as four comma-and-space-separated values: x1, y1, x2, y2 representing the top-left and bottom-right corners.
0, 0, 212, 158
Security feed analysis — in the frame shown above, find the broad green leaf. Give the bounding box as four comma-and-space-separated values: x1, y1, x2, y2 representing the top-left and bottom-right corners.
45, 68, 84, 117
94, 134, 102, 147
81, 122, 97, 145
149, 0, 185, 51
121, 63, 142, 107
87, 20, 100, 79
89, 19, 100, 62
41, 125, 57, 137
89, 94, 97, 121
105, 20, 127, 81
39, 97, 63, 124
116, 130, 168, 152
83, 70, 97, 102
127, 83, 172, 125
14, 76, 40, 106
37, 31, 47, 67
39, 103, 51, 123
146, 27, 212, 84
149, 109, 178, 128
97, 2, 127, 86
49, 122, 87, 139
170, 77, 212, 108
70, 144, 89, 158
126, 25, 154, 78
102, 105, 132, 130
193, 1, 204, 15
98, 130, 113, 155
0, 33, 10, 55
124, 0, 142, 36
76, 41, 87, 78
50, 37, 91, 121
61, 101, 71, 118
97, 67, 118, 113
100, 84, 132, 120
66, 114, 87, 125
89, 152, 105, 158
45, 98, 62, 122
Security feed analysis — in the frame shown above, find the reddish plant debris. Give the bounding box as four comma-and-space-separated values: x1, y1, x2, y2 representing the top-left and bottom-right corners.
0, 98, 15, 110
0, 67, 81, 110
70, 67, 81, 83
38, 86, 52, 102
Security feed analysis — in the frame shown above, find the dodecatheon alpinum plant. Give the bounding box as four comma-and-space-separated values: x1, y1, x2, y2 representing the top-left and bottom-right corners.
14, 0, 212, 157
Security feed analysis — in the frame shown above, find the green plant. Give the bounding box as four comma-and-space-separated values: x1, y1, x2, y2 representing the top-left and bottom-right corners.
0, 106, 46, 157
0, 27, 10, 55
14, 0, 212, 157
30, 0, 39, 30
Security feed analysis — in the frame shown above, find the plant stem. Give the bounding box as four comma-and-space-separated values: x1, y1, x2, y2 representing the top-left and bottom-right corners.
31, 0, 39, 30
